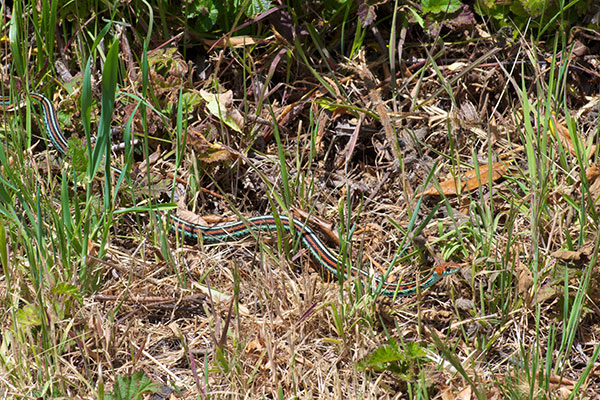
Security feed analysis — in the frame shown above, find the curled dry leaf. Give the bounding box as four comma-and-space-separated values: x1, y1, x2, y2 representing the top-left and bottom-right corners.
186, 125, 235, 164
585, 164, 600, 202
246, 337, 265, 355
175, 197, 210, 228
446, 61, 467, 72
515, 261, 533, 296
455, 385, 472, 400
586, 164, 600, 181
200, 36, 265, 48
551, 241, 594, 264
421, 160, 510, 197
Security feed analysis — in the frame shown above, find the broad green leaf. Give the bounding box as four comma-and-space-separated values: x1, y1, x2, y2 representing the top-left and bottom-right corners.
53, 282, 84, 305
247, 0, 272, 18
16, 305, 41, 329
358, 339, 429, 379
106, 371, 161, 400
190, 0, 220, 31
520, 0, 550, 17
421, 0, 463, 14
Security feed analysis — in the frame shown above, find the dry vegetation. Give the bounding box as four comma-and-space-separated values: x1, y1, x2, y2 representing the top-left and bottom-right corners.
1, 2, 600, 399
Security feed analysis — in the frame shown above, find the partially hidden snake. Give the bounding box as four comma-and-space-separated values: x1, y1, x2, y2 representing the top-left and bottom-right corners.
1, 92, 460, 298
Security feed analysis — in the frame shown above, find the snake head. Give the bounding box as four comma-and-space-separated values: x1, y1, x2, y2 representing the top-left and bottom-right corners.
435, 262, 460, 277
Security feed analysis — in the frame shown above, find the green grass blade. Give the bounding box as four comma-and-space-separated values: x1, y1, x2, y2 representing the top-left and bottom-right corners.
9, 2, 24, 77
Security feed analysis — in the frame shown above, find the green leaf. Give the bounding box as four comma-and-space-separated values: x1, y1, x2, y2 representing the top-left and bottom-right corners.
421, 0, 463, 14
358, 339, 429, 379
247, 0, 272, 18
180, 91, 203, 114
216, 347, 230, 373
53, 282, 84, 305
16, 305, 41, 329
8, 2, 23, 76
405, 341, 427, 358
90, 37, 119, 179
360, 339, 404, 367
519, 0, 550, 17
406, 5, 425, 27
67, 136, 88, 177
190, 0, 220, 31
106, 371, 161, 400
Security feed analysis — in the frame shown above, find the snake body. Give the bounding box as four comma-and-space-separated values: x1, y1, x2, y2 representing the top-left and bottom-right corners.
1, 92, 460, 297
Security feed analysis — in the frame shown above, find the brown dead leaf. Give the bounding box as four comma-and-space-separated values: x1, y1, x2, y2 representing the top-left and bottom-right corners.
422, 160, 509, 197
175, 200, 210, 227
200, 36, 267, 48
439, 385, 457, 400
515, 261, 533, 296
585, 164, 600, 181
549, 374, 575, 399
455, 385, 472, 400
585, 164, 600, 201
135, 147, 162, 176
246, 338, 265, 355
551, 241, 594, 264
186, 125, 234, 164
555, 387, 572, 400
293, 208, 339, 245
446, 61, 468, 72
549, 374, 575, 386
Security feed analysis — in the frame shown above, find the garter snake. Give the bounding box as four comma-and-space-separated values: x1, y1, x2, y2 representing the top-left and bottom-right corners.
1, 91, 460, 298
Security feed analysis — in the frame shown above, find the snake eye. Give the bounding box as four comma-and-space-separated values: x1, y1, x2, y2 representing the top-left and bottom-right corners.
447, 263, 460, 274
435, 262, 460, 276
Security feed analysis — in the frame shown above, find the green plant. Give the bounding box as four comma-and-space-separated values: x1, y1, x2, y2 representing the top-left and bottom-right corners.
358, 339, 431, 382
475, 0, 591, 37
187, 0, 273, 31
104, 371, 161, 400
